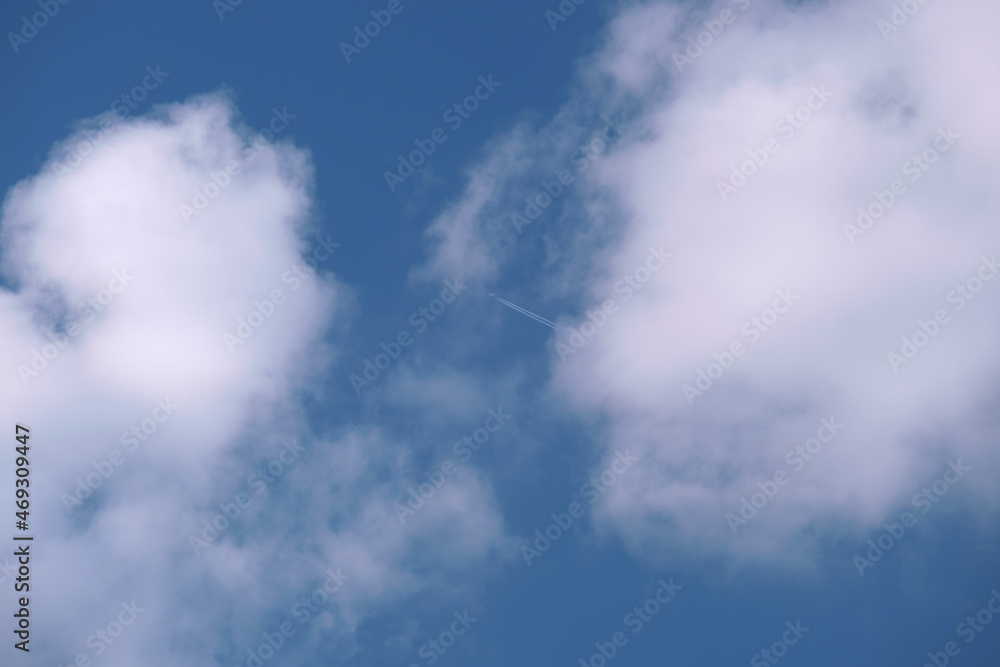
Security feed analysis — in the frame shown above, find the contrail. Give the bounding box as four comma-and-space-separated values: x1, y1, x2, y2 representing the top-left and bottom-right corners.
489, 293, 569, 333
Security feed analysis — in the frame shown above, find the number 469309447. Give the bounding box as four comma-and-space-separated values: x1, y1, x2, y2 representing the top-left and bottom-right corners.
15, 426, 30, 528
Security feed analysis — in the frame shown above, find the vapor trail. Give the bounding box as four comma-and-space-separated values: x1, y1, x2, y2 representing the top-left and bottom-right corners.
489, 293, 568, 333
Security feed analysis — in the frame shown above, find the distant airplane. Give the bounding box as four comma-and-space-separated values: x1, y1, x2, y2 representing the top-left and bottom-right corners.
489, 293, 568, 333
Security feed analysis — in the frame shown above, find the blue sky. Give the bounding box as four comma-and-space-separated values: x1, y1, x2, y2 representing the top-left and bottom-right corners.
2, 0, 1000, 666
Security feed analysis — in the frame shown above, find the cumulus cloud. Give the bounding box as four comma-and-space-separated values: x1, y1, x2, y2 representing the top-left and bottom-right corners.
0, 94, 509, 665
418, 0, 1000, 565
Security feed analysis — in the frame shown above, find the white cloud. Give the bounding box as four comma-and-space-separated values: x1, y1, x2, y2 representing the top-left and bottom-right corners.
0, 94, 509, 665
419, 0, 1000, 565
